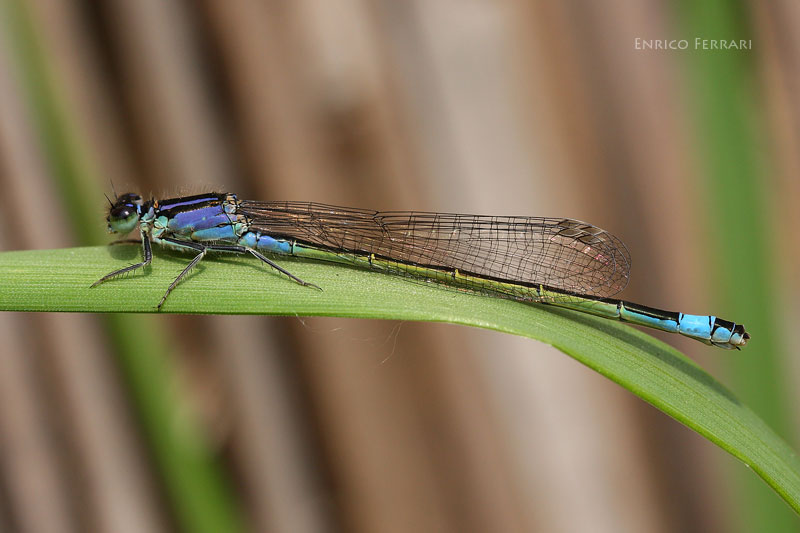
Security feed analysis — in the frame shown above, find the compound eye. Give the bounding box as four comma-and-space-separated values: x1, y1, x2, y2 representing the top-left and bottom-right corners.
107, 204, 139, 234
111, 205, 134, 219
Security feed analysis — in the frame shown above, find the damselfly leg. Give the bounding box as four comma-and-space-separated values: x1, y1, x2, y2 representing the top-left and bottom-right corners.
91, 232, 152, 287
157, 237, 321, 309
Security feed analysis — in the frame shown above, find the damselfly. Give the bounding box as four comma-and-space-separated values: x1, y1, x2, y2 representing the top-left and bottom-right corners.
92, 192, 749, 349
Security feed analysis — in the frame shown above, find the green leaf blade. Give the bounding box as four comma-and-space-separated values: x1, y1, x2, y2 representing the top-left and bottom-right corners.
2, 246, 799, 514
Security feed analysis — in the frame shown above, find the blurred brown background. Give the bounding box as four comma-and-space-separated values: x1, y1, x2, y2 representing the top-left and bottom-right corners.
0, 0, 798, 532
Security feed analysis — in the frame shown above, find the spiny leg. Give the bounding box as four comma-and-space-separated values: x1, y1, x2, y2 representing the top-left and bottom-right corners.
158, 238, 209, 309
156, 238, 323, 309
199, 242, 322, 290
91, 231, 152, 287
246, 248, 322, 290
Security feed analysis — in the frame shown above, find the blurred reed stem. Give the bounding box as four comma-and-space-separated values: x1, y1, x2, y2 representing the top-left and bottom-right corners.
1, 2, 245, 532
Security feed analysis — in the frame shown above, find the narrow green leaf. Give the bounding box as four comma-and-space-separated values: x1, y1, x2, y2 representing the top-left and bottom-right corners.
2, 245, 799, 514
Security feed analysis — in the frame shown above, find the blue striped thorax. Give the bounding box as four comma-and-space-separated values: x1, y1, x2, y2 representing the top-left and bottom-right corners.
148, 193, 245, 243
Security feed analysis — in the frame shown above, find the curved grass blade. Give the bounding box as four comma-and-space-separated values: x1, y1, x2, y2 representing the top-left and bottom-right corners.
1, 245, 799, 514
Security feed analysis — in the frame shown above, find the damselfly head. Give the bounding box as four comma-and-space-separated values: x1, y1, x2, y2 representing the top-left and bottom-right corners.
107, 193, 143, 234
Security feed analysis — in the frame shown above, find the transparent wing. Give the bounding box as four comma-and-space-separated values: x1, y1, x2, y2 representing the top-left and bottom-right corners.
238, 201, 631, 299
